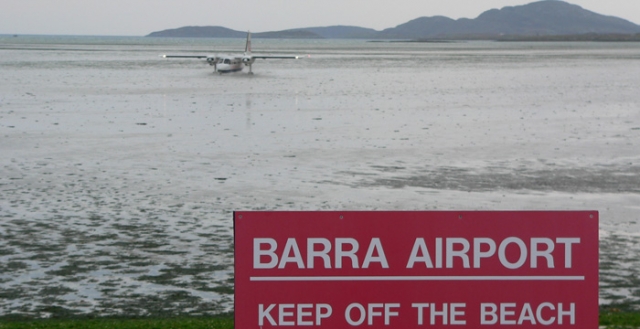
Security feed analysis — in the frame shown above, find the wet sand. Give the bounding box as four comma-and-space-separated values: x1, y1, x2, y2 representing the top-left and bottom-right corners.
1, 37, 639, 316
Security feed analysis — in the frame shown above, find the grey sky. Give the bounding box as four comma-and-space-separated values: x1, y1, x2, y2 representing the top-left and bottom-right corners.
2, 0, 639, 36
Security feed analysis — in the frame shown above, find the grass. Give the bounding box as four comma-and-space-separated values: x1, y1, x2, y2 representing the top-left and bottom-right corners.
600, 311, 640, 328
0, 317, 234, 329
1, 312, 639, 329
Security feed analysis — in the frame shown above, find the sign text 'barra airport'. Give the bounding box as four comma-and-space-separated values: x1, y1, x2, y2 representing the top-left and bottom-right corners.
234, 211, 598, 328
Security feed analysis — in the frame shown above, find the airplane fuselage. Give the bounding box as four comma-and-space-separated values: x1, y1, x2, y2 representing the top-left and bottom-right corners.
207, 55, 254, 73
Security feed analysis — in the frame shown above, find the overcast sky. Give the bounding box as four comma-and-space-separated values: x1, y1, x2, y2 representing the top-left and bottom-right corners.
2, 0, 639, 36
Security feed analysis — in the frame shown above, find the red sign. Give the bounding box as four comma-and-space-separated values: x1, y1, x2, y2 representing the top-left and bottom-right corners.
234, 211, 598, 328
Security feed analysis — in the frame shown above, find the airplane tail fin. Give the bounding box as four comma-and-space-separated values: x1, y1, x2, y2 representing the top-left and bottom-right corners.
245, 31, 252, 54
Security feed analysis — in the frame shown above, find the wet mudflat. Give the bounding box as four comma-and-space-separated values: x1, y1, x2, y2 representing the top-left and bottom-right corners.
1, 36, 639, 317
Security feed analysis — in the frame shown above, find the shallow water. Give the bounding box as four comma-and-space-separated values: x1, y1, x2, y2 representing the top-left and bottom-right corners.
1, 35, 639, 317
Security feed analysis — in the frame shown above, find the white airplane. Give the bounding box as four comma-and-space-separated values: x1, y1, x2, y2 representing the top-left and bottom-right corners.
162, 31, 299, 74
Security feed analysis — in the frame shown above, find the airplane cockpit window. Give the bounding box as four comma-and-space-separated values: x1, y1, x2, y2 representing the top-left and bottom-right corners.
224, 59, 231, 64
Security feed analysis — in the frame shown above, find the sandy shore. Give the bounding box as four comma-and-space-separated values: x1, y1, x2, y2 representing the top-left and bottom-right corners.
1, 37, 639, 316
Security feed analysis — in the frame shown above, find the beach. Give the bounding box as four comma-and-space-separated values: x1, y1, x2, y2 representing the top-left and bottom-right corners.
1, 36, 639, 317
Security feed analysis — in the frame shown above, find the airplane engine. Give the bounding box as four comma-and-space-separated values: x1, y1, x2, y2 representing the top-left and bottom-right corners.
242, 56, 254, 64
206, 57, 218, 66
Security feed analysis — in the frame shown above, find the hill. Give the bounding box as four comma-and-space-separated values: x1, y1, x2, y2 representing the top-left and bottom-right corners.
146, 0, 640, 39
379, 0, 640, 39
298, 26, 379, 39
147, 25, 378, 39
146, 26, 245, 38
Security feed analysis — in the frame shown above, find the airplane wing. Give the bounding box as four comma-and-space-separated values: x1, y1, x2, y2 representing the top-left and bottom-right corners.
252, 55, 299, 59
161, 31, 304, 74
162, 55, 208, 59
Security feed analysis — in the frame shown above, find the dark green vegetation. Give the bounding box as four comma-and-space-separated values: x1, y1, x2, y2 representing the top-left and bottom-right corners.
600, 306, 640, 328
1, 311, 639, 328
0, 316, 234, 329
147, 0, 640, 39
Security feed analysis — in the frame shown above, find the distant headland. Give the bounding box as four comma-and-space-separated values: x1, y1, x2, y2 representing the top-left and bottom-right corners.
147, 0, 640, 41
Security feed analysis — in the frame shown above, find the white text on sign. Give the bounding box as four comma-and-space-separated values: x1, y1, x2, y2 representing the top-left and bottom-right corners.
257, 302, 576, 326
253, 237, 580, 269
